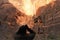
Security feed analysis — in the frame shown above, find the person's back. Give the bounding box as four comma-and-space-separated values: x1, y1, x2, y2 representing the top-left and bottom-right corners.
15, 25, 36, 40
16, 25, 27, 35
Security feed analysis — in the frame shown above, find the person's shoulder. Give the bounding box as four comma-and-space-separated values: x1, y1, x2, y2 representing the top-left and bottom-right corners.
24, 25, 29, 28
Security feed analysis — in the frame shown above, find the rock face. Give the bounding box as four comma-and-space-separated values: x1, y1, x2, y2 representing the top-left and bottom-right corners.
35, 0, 60, 40
0, 0, 20, 40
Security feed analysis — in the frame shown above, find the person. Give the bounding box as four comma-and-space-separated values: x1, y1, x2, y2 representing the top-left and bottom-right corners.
15, 25, 36, 40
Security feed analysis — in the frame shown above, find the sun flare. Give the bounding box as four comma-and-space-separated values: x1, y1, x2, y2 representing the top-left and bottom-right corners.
9, 0, 56, 16
22, 0, 36, 16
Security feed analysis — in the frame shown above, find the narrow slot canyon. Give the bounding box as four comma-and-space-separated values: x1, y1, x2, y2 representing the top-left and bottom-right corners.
0, 0, 60, 40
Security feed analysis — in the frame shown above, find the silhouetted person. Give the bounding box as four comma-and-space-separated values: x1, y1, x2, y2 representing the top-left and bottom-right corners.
15, 25, 36, 40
